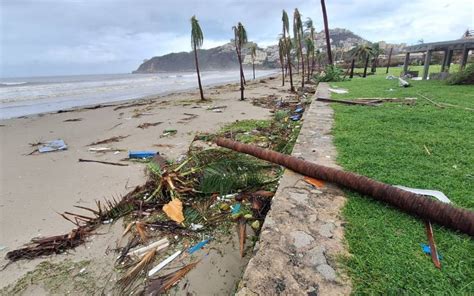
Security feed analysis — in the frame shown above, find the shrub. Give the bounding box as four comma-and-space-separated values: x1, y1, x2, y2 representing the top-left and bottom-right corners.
446, 63, 474, 85
313, 65, 345, 82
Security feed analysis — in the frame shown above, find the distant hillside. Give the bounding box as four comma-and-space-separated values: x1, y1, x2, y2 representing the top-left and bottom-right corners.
133, 28, 403, 73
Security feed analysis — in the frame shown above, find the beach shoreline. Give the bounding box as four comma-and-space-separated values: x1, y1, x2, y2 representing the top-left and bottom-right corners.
0, 73, 288, 293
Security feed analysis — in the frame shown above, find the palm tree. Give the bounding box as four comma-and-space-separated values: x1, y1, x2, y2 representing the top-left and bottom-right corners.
293, 9, 305, 87
282, 10, 294, 92
320, 0, 333, 65
353, 44, 372, 78
278, 38, 286, 86
190, 16, 205, 101
305, 18, 316, 76
370, 43, 384, 73
304, 37, 314, 81
233, 22, 248, 101
250, 44, 257, 80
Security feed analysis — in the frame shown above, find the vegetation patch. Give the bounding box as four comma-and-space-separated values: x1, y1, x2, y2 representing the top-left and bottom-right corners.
1, 260, 97, 295
330, 66, 474, 294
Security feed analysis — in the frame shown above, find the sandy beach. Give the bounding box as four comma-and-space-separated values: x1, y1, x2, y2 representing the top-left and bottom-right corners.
0, 74, 293, 293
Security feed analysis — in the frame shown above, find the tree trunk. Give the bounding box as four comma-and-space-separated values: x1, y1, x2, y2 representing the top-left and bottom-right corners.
306, 52, 311, 81
386, 47, 393, 74
363, 55, 369, 77
193, 44, 205, 101
236, 47, 245, 100
215, 138, 474, 237
371, 58, 377, 73
321, 0, 333, 65
281, 62, 285, 86
283, 33, 295, 92
349, 59, 355, 78
298, 36, 305, 88
252, 61, 255, 80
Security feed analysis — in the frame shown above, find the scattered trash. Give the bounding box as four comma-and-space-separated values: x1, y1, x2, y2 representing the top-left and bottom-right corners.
398, 77, 410, 87
148, 250, 182, 277
129, 238, 169, 257
411, 77, 422, 81
78, 158, 128, 167
394, 186, 451, 203
63, 118, 83, 122
0, 245, 7, 252
88, 135, 129, 146
162, 198, 185, 224
420, 243, 442, 260
137, 122, 163, 129
190, 223, 203, 231
206, 105, 227, 111
160, 129, 178, 137
231, 203, 241, 215
290, 114, 302, 121
38, 139, 68, 153
328, 88, 348, 94
129, 151, 158, 159
294, 106, 304, 113
304, 176, 325, 188
188, 239, 210, 254
144, 261, 199, 294
385, 75, 396, 80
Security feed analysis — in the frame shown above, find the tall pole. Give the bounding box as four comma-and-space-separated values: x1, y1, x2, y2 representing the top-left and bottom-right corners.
321, 0, 333, 65
385, 47, 393, 74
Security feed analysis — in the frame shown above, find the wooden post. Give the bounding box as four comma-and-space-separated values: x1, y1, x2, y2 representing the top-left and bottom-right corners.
423, 50, 432, 80
460, 45, 469, 70
402, 52, 410, 75
441, 50, 448, 72
445, 49, 454, 72
385, 47, 393, 74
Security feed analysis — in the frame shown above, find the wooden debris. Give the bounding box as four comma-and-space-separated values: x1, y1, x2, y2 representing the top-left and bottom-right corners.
238, 217, 246, 258
137, 122, 163, 129
425, 221, 441, 269
63, 118, 83, 122
117, 248, 157, 289
418, 93, 444, 108
78, 158, 128, 166
88, 135, 129, 146
316, 97, 376, 106
144, 261, 199, 295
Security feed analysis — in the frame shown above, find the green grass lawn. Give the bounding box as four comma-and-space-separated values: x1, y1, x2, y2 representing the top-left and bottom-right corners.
329, 66, 474, 294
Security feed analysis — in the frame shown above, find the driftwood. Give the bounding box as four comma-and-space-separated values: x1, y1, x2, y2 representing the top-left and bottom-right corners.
78, 158, 128, 166
215, 138, 474, 236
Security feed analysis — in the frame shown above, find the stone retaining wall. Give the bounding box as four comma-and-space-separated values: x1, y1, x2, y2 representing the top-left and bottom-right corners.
236, 83, 351, 295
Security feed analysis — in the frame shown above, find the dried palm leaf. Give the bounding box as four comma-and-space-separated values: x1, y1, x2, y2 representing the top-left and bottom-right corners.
144, 261, 199, 295
135, 222, 149, 243
162, 198, 185, 224
117, 248, 156, 289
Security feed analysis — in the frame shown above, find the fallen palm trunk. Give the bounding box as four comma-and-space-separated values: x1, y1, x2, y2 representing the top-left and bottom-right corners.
215, 138, 474, 236
316, 97, 377, 106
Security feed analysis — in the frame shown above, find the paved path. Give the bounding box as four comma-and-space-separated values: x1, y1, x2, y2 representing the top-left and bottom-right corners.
236, 83, 352, 295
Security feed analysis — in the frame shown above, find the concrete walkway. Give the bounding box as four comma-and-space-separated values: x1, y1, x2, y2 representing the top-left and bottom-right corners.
236, 83, 351, 295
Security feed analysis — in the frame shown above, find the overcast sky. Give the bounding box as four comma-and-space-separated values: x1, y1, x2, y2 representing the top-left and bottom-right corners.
1, 0, 473, 77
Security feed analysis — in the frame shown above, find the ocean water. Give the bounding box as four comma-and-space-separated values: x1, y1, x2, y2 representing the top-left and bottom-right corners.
0, 70, 277, 119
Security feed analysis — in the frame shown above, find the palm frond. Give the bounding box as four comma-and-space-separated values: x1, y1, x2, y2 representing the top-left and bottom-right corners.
144, 261, 200, 295
282, 10, 289, 35
190, 15, 204, 49
117, 248, 156, 289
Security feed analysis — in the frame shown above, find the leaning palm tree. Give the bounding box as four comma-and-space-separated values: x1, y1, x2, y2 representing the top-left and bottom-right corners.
190, 16, 205, 101
233, 22, 248, 101
278, 38, 286, 86
320, 0, 333, 65
282, 10, 294, 92
250, 44, 257, 80
293, 9, 305, 87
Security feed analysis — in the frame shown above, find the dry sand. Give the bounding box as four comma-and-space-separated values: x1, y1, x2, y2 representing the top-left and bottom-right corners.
0, 75, 292, 294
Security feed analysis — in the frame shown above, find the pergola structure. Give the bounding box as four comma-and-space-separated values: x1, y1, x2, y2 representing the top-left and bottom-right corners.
403, 39, 474, 80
